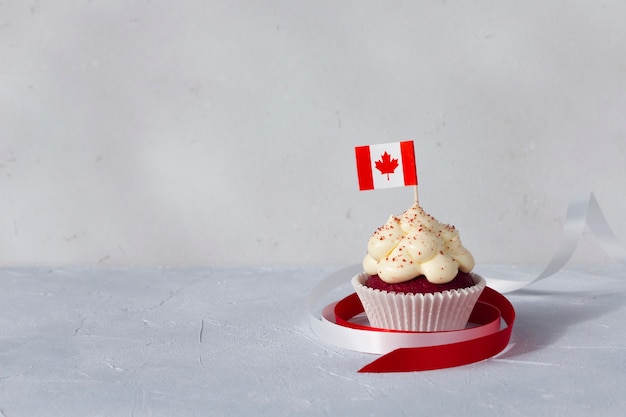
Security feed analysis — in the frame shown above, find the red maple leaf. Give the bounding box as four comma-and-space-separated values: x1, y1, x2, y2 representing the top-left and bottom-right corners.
374, 151, 399, 180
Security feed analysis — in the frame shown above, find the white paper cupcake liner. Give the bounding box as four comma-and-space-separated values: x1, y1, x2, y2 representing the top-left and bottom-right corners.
351, 272, 486, 332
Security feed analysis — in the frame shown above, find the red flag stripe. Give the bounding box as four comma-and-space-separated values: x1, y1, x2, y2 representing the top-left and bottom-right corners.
354, 146, 374, 191
400, 141, 418, 186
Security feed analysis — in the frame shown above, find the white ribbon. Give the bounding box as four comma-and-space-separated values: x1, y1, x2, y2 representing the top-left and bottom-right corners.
485, 192, 626, 293
307, 266, 500, 354
308, 192, 626, 354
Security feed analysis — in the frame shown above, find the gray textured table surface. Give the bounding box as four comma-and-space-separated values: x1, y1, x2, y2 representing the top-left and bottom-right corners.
1, 265, 625, 416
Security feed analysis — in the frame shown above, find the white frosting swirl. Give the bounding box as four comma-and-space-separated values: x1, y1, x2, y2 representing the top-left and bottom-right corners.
362, 202, 475, 284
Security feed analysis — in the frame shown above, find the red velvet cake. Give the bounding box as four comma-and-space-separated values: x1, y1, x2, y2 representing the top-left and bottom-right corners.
365, 271, 476, 294
352, 201, 486, 332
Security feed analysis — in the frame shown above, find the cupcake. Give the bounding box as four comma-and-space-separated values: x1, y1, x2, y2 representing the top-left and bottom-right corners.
352, 202, 486, 332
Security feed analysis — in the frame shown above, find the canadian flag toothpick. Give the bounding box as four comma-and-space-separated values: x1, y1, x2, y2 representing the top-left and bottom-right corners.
355, 141, 418, 191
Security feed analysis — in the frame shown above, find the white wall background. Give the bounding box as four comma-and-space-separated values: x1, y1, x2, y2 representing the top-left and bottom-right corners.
1, 1, 625, 267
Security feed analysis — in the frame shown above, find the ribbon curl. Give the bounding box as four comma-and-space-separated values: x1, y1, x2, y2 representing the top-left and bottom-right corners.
308, 192, 626, 372
486, 192, 626, 293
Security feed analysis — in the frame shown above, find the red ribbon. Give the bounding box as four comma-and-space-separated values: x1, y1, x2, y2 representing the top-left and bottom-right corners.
310, 193, 626, 372
332, 287, 515, 372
